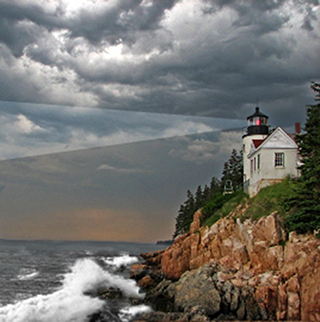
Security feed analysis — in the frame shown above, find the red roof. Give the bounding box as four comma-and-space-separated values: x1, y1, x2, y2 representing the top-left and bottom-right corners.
252, 139, 265, 148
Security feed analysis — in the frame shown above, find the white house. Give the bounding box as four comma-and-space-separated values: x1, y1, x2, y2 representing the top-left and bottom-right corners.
243, 107, 300, 196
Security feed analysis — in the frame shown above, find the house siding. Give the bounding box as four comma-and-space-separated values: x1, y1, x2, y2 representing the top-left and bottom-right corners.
244, 127, 299, 197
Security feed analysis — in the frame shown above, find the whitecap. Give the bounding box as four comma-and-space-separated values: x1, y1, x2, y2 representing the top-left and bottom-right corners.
102, 254, 139, 269
0, 258, 140, 322
119, 304, 152, 322
0, 259, 104, 322
16, 268, 39, 281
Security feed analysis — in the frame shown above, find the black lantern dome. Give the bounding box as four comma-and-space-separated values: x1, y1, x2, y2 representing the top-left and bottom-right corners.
246, 107, 269, 135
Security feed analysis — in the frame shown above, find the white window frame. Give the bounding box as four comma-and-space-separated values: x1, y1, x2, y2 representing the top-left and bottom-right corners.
274, 152, 285, 167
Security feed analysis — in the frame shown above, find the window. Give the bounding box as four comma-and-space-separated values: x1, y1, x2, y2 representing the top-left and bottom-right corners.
275, 153, 285, 167
257, 154, 260, 170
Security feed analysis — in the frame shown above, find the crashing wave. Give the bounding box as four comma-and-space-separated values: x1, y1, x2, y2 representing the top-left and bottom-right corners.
0, 258, 147, 322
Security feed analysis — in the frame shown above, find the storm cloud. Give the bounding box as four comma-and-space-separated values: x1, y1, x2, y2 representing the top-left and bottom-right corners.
0, 0, 319, 242
0, 0, 318, 126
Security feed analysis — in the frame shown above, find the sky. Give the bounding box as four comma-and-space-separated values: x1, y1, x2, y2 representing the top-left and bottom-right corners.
0, 0, 319, 242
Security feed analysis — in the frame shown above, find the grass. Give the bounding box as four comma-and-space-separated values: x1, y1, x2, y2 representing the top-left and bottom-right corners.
202, 190, 248, 227
244, 176, 296, 221
202, 177, 296, 228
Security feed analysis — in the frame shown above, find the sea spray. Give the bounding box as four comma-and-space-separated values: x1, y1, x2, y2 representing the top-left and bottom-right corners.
0, 240, 165, 321
0, 258, 145, 322
119, 305, 152, 322
102, 254, 139, 269
16, 268, 39, 281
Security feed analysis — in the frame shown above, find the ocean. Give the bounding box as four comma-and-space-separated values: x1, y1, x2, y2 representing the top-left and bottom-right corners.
0, 239, 165, 322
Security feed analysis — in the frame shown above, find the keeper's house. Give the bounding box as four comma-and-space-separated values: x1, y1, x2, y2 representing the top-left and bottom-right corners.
243, 107, 300, 196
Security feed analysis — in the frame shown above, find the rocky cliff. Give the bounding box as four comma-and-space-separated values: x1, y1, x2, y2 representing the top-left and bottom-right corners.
132, 208, 320, 321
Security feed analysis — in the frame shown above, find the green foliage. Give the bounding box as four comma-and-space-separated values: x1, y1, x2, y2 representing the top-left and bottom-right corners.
285, 82, 320, 234
173, 190, 195, 237
202, 178, 296, 229
202, 190, 247, 227
216, 190, 247, 218
221, 149, 243, 191
202, 193, 232, 217
245, 177, 296, 221
204, 213, 221, 227
173, 181, 224, 237
173, 148, 243, 237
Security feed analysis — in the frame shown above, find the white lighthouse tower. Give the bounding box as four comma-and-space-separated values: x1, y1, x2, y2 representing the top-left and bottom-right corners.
242, 107, 270, 190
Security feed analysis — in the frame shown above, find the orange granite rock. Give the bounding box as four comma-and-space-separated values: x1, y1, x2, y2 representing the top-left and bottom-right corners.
157, 209, 320, 320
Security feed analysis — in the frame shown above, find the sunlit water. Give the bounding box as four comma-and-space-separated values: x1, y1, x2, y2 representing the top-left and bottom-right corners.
0, 239, 164, 322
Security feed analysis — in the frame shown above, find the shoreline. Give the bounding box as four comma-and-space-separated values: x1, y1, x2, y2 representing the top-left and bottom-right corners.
130, 211, 320, 321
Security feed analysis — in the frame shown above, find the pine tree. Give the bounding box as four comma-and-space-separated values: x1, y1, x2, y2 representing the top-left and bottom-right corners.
209, 177, 222, 196
221, 149, 243, 191
195, 185, 204, 211
285, 82, 320, 233
202, 184, 211, 203
173, 150, 242, 237
173, 190, 196, 237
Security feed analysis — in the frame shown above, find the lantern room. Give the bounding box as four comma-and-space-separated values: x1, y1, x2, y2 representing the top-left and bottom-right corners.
246, 107, 269, 136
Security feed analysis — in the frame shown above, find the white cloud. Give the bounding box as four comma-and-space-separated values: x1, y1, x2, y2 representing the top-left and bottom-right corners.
97, 163, 152, 174
15, 114, 43, 133
0, 101, 240, 160
169, 131, 242, 165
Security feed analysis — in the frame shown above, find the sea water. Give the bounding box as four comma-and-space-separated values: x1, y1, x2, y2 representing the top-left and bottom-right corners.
0, 239, 164, 322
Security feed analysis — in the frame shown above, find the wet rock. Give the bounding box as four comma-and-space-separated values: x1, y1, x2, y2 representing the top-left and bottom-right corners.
172, 264, 221, 316
144, 279, 175, 312
137, 275, 154, 288
97, 287, 123, 299
133, 306, 210, 322
132, 212, 320, 320
89, 306, 121, 322
140, 250, 164, 266
133, 311, 188, 322
130, 264, 149, 281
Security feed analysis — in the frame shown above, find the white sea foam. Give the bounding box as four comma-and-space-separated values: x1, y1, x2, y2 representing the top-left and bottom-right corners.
119, 304, 152, 322
102, 254, 139, 268
0, 258, 143, 322
16, 268, 39, 281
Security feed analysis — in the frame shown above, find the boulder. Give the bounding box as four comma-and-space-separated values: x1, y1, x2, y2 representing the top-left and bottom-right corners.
135, 212, 320, 321
172, 264, 221, 316
137, 275, 154, 288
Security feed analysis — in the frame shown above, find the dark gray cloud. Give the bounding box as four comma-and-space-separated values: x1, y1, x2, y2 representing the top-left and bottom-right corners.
65, 0, 178, 44
0, 0, 319, 128
0, 100, 243, 160
1, 0, 318, 242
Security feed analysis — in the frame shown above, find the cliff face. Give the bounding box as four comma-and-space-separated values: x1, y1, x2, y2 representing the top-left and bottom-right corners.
160, 209, 320, 321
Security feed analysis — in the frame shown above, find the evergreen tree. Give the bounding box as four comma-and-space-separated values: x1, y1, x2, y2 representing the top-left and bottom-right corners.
221, 149, 243, 191
173, 150, 242, 237
210, 177, 222, 196
195, 185, 204, 210
285, 82, 320, 233
202, 184, 211, 203
173, 190, 196, 237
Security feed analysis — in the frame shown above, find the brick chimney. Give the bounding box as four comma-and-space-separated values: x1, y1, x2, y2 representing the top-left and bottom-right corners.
295, 122, 301, 134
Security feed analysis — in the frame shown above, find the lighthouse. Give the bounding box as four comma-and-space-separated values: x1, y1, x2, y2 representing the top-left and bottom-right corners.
242, 107, 270, 189
242, 107, 299, 196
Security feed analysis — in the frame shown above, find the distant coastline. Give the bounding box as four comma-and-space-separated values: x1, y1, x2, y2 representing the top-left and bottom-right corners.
156, 239, 173, 246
